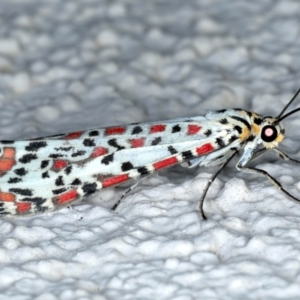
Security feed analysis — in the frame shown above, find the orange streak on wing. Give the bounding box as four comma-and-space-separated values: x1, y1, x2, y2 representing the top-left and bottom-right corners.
56, 189, 78, 205
0, 192, 15, 202
188, 124, 202, 135
153, 156, 178, 170
0, 147, 16, 172
91, 147, 108, 158
0, 159, 15, 171
196, 143, 214, 155
64, 132, 83, 140
130, 138, 145, 148
150, 124, 166, 133
102, 174, 129, 188
16, 202, 31, 213
105, 127, 126, 135
53, 160, 68, 170
3, 147, 15, 159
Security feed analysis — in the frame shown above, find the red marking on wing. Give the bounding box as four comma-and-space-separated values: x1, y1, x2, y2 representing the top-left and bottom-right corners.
150, 124, 166, 133
64, 132, 83, 140
105, 127, 126, 135
3, 148, 15, 159
56, 189, 78, 205
0, 192, 15, 202
16, 202, 31, 213
0, 147, 16, 174
102, 174, 129, 188
91, 147, 108, 158
196, 143, 214, 155
188, 124, 202, 135
0, 160, 15, 172
153, 156, 179, 170
53, 160, 68, 170
130, 138, 145, 148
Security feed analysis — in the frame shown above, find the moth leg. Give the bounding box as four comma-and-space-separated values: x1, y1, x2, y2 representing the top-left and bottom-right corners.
236, 162, 300, 204
112, 177, 146, 211
199, 150, 238, 220
248, 148, 269, 162
250, 148, 300, 165
273, 148, 300, 165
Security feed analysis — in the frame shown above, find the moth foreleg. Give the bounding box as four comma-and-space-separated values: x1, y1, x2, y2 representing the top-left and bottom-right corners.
236, 163, 300, 204
273, 148, 300, 165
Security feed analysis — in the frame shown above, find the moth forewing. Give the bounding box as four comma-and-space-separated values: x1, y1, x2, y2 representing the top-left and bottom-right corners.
1, 88, 300, 219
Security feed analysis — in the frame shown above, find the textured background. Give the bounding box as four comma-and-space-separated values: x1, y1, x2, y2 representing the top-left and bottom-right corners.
1, 1, 300, 299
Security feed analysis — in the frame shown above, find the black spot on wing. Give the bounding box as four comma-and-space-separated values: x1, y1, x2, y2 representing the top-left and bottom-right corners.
121, 161, 134, 171
8, 177, 22, 183
9, 188, 32, 196
54, 147, 72, 152
71, 178, 82, 185
108, 139, 125, 150
168, 146, 177, 154
82, 183, 97, 196
216, 109, 226, 114
71, 150, 86, 157
216, 138, 226, 148
83, 139, 96, 147
204, 129, 212, 137
132, 126, 143, 134
89, 131, 99, 136
151, 137, 161, 145
65, 165, 73, 175
219, 118, 228, 125
14, 168, 27, 176
137, 166, 150, 176
101, 153, 114, 165
49, 154, 64, 159
172, 125, 181, 133
42, 171, 50, 178
25, 141, 47, 152
19, 154, 37, 164
55, 176, 64, 186
41, 160, 49, 168
182, 151, 194, 160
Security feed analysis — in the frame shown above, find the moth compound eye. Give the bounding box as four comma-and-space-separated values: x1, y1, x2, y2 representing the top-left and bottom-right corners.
261, 125, 278, 142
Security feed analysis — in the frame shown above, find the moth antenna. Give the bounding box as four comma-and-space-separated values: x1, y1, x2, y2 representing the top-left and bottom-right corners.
277, 87, 300, 121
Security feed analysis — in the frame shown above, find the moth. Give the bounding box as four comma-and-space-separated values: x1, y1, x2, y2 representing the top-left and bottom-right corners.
1, 89, 300, 219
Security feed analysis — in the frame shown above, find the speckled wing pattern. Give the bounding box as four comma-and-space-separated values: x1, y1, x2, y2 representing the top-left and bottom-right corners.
0, 109, 259, 216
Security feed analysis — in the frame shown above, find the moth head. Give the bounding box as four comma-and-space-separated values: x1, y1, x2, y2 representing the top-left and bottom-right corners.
257, 88, 300, 149
260, 117, 284, 149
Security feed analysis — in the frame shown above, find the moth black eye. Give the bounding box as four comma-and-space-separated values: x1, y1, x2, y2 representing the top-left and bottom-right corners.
261, 125, 278, 142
